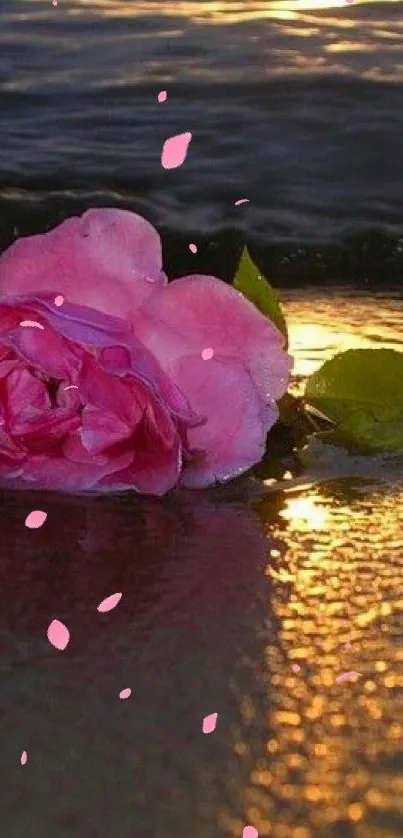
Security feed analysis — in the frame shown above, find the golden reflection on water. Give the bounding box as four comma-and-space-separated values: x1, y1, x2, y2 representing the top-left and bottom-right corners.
284, 288, 403, 378
280, 495, 331, 530
222, 290, 403, 837
229, 478, 403, 837
46, 0, 403, 82
69, 0, 403, 23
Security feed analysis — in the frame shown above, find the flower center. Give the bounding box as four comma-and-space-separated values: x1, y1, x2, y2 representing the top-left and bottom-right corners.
45, 377, 62, 407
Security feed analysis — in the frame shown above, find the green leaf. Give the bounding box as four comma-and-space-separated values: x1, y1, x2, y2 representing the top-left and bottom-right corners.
233, 247, 288, 347
304, 348, 403, 452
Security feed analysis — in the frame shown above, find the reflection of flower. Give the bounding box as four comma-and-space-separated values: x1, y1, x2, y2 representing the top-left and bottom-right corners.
0, 209, 292, 493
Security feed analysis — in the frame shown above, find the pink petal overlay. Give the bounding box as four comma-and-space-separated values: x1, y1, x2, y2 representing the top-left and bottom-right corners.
97, 592, 122, 613
202, 712, 218, 734
336, 671, 362, 683
161, 132, 192, 170
157, 90, 167, 102
54, 294, 64, 306
47, 619, 70, 650
20, 320, 44, 330
201, 347, 214, 361
0, 209, 167, 318
25, 510, 47, 529
119, 688, 131, 699
189, 243, 197, 253
243, 828, 258, 838
235, 199, 249, 205
20, 751, 27, 765
292, 664, 301, 673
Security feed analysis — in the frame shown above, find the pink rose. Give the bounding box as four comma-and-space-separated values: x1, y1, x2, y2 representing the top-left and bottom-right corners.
0, 209, 292, 494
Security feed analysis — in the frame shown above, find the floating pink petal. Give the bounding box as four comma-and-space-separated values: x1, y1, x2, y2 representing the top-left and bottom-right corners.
161, 132, 192, 170
201, 347, 214, 361
189, 243, 197, 253
158, 90, 167, 103
243, 828, 258, 838
97, 592, 122, 613
292, 664, 301, 673
336, 671, 362, 683
202, 712, 218, 734
119, 687, 131, 699
47, 619, 70, 651
54, 294, 64, 306
25, 510, 47, 529
21, 750, 27, 765
20, 320, 44, 329
235, 199, 250, 206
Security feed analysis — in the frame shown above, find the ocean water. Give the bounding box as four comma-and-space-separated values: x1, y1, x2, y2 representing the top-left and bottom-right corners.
0, 0, 403, 282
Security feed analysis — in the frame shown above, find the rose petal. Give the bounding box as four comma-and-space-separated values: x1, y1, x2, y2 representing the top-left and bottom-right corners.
0, 209, 167, 317
172, 354, 271, 487
136, 275, 292, 407
5, 366, 50, 428
78, 354, 145, 428
99, 343, 203, 428
99, 396, 182, 495
0, 302, 80, 381
16, 447, 133, 492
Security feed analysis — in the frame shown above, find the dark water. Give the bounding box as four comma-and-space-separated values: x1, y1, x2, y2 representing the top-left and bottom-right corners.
0, 0, 403, 283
